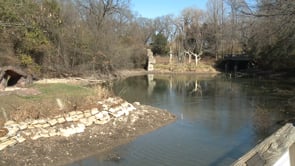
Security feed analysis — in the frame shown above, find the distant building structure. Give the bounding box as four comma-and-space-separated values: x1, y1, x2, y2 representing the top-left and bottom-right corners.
147, 49, 156, 71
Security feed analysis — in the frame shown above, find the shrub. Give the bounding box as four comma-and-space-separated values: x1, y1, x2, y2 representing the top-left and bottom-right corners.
19, 54, 41, 74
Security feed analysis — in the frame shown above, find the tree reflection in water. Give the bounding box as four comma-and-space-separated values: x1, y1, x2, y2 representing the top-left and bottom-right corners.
110, 74, 292, 166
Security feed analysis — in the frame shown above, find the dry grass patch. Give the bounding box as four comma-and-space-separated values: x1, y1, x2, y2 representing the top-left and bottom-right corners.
0, 83, 112, 124
154, 56, 218, 73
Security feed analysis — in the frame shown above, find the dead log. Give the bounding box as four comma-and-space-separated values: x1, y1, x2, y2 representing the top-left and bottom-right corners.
232, 123, 295, 166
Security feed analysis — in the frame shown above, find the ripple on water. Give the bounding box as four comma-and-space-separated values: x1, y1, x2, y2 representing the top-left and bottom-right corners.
70, 75, 292, 166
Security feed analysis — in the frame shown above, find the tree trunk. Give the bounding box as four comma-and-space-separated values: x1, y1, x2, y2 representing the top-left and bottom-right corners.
195, 54, 199, 66
184, 50, 202, 67
195, 52, 202, 67
169, 47, 173, 64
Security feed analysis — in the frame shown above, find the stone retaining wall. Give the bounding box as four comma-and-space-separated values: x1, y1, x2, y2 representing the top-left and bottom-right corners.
0, 97, 137, 151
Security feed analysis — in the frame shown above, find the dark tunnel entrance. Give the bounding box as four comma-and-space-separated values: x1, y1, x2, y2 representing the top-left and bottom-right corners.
4, 70, 23, 86
0, 66, 33, 90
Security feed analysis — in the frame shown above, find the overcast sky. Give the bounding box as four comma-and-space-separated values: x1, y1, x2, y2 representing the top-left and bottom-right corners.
131, 0, 208, 18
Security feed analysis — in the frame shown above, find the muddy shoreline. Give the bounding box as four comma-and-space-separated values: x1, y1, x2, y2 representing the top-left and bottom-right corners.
0, 104, 176, 166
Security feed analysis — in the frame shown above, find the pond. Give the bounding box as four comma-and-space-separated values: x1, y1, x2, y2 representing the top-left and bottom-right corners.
70, 74, 293, 166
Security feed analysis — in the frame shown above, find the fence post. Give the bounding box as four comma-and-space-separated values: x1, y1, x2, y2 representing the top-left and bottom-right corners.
290, 143, 295, 166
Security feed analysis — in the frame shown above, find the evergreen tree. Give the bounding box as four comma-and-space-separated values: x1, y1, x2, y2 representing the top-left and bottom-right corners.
151, 33, 169, 56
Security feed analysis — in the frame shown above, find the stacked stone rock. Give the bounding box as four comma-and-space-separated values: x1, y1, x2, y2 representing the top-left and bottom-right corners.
147, 49, 156, 71
0, 97, 136, 151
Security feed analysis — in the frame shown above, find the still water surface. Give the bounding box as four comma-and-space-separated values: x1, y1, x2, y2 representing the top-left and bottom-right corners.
71, 74, 291, 166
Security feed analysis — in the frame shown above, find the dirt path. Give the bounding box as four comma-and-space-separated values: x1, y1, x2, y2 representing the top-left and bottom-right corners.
0, 105, 176, 166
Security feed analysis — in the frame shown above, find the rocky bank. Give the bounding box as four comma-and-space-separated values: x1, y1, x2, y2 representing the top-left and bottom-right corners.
0, 97, 176, 166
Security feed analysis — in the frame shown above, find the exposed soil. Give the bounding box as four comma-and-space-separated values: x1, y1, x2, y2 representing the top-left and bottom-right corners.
0, 104, 176, 166
0, 87, 41, 96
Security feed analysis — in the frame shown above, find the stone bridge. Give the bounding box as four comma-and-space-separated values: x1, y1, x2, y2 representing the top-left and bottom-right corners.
216, 54, 255, 73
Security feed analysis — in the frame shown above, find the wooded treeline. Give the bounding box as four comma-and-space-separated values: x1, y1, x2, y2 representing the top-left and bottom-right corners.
0, 0, 148, 76
0, 0, 294, 77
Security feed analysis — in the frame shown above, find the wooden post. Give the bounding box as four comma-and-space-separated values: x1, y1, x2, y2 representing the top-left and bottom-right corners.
0, 70, 4, 90
169, 47, 173, 71
0, 79, 5, 90
232, 123, 295, 166
290, 143, 295, 166
169, 47, 173, 65
225, 63, 228, 73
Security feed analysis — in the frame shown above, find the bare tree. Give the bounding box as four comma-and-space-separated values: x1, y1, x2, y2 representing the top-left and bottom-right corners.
73, 0, 133, 72
206, 0, 225, 59
238, 0, 295, 70
76, 0, 130, 30
181, 8, 205, 66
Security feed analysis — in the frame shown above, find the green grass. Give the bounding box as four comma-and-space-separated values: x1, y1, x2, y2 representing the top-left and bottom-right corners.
12, 83, 93, 102
34, 83, 93, 97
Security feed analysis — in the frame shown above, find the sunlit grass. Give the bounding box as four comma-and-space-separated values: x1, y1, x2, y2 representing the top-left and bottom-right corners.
0, 83, 111, 123
154, 62, 216, 73
35, 83, 92, 96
